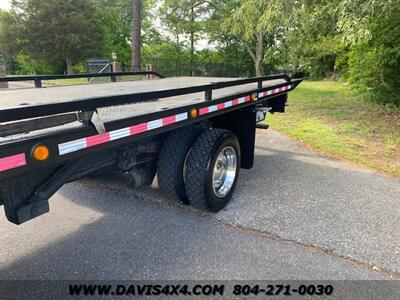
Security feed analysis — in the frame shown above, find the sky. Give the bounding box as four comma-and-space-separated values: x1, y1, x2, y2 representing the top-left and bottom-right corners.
0, 0, 10, 11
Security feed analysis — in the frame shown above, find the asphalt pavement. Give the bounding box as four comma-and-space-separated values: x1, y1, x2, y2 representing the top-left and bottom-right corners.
0, 130, 399, 281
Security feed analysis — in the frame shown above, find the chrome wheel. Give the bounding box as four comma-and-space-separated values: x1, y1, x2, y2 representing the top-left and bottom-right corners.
212, 146, 237, 198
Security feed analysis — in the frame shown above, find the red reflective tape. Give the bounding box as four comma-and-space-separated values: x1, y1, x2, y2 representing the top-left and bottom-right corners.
86, 133, 111, 147
199, 107, 209, 116
130, 122, 148, 135
0, 153, 26, 172
244, 95, 251, 102
162, 115, 176, 126
217, 103, 225, 110
232, 99, 239, 106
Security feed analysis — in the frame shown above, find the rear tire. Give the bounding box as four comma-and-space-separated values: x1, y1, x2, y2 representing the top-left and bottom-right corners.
185, 129, 241, 212
157, 125, 204, 203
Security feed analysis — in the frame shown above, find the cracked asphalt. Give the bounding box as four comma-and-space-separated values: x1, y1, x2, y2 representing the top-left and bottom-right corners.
0, 130, 399, 281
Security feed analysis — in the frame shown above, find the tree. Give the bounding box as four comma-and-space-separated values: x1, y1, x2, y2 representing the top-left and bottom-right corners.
131, 0, 142, 71
0, 0, 104, 74
0, 9, 22, 57
93, 0, 159, 70
94, 0, 131, 68
160, 0, 211, 74
337, 0, 400, 105
269, 0, 343, 78
222, 0, 293, 76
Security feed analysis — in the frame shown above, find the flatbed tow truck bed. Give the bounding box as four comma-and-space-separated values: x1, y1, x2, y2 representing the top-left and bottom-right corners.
2, 77, 284, 125
2, 77, 284, 108
0, 72, 302, 225
1, 77, 284, 143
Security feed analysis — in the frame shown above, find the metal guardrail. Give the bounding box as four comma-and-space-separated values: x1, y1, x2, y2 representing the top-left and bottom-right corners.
0, 71, 166, 88
0, 74, 295, 123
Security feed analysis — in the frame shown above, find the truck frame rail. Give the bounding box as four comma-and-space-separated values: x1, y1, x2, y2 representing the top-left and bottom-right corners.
0, 73, 302, 224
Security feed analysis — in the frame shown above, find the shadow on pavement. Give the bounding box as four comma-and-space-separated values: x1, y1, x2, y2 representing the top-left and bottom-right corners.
0, 145, 397, 280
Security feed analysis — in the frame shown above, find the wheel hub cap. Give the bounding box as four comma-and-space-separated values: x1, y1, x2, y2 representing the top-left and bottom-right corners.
212, 146, 237, 198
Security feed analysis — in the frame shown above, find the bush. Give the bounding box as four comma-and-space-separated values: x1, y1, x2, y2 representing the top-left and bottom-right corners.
347, 43, 400, 106
15, 53, 64, 75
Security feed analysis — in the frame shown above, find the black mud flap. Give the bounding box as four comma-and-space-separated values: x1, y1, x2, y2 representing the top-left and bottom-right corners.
212, 107, 256, 169
0, 160, 82, 225
0, 168, 57, 225
264, 94, 288, 113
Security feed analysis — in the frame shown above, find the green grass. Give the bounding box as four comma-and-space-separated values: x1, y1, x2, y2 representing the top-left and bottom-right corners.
43, 75, 146, 86
43, 78, 90, 85
266, 81, 400, 178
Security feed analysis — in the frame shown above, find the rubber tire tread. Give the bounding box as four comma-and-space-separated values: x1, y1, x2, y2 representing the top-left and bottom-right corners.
157, 125, 204, 203
185, 129, 238, 211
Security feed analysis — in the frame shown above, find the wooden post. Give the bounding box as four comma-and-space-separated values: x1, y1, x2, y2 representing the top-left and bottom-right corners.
146, 64, 155, 79
0, 54, 8, 89
111, 62, 123, 82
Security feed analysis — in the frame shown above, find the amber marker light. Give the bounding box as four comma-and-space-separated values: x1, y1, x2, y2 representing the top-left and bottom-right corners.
252, 93, 258, 101
190, 108, 198, 118
32, 145, 50, 161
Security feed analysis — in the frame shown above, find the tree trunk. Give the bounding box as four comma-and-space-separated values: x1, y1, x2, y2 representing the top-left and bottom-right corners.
255, 31, 264, 76
246, 47, 263, 77
131, 0, 142, 72
65, 58, 73, 74
255, 60, 263, 77
246, 31, 265, 77
190, 6, 195, 76
0, 54, 8, 88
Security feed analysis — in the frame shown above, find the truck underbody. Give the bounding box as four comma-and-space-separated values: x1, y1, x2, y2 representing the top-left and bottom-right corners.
0, 73, 302, 225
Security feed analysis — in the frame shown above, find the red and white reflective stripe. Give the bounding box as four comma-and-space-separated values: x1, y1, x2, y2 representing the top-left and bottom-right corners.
199, 95, 251, 116
1, 85, 296, 173
58, 112, 188, 156
0, 153, 26, 172
258, 84, 292, 98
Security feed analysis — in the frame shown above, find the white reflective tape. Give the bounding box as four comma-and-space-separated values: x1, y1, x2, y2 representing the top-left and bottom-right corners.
147, 119, 163, 130
109, 127, 131, 141
59, 138, 87, 156
59, 86, 298, 157
224, 101, 233, 108
175, 112, 188, 122
208, 105, 218, 113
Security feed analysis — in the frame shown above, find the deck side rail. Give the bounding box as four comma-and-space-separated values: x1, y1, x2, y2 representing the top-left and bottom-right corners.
0, 71, 166, 88
0, 74, 293, 123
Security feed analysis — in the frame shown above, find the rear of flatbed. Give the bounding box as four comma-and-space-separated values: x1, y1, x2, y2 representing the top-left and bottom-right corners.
0, 73, 302, 225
